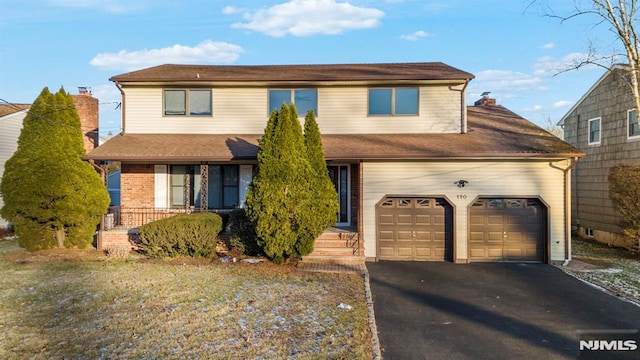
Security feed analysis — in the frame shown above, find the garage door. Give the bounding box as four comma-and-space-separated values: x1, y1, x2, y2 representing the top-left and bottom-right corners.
469, 198, 546, 262
377, 197, 453, 261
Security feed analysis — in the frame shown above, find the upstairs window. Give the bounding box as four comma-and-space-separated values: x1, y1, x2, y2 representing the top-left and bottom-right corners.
628, 109, 639, 138
164, 89, 212, 116
368, 87, 419, 116
268, 89, 317, 116
588, 117, 601, 145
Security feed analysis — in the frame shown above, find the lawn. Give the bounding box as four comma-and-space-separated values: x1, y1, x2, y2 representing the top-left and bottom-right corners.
0, 239, 373, 359
562, 237, 640, 305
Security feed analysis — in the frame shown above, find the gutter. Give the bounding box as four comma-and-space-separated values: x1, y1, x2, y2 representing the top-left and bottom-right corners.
114, 81, 125, 135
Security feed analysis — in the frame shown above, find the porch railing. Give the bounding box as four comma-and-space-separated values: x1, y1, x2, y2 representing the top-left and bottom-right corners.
103, 206, 232, 230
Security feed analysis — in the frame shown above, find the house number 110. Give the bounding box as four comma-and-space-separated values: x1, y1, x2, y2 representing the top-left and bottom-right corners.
457, 194, 467, 199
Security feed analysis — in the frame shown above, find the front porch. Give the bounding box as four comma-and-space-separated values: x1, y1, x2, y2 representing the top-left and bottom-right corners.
97, 207, 364, 264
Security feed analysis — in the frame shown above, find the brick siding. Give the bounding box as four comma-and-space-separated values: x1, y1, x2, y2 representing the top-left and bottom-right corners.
72, 94, 99, 153
120, 163, 155, 208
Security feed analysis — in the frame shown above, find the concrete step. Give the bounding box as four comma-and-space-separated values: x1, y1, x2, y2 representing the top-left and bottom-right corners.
313, 238, 360, 248
316, 231, 359, 240
309, 246, 363, 257
301, 254, 366, 264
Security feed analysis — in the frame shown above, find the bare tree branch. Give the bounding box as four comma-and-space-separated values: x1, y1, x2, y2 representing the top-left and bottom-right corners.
530, 0, 640, 113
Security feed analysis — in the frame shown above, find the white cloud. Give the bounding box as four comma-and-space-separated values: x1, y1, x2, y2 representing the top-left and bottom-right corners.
91, 84, 121, 104
473, 69, 546, 94
533, 52, 595, 76
228, 0, 385, 37
222, 6, 244, 15
400, 30, 430, 41
541, 42, 554, 49
90, 40, 244, 71
553, 100, 573, 108
48, 0, 136, 13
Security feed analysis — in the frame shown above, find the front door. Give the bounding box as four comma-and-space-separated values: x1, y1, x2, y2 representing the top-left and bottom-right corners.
328, 165, 350, 226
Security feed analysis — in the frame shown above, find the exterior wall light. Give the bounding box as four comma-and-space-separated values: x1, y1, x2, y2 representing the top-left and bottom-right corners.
454, 180, 468, 188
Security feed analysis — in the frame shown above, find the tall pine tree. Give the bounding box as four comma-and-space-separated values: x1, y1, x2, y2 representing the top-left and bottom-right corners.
296, 110, 339, 255
245, 103, 315, 264
1, 87, 110, 251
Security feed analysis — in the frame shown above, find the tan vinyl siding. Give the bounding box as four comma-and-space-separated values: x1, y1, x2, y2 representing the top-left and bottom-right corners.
422, 85, 462, 133
317, 86, 461, 134
124, 88, 269, 134
124, 85, 462, 134
361, 160, 568, 261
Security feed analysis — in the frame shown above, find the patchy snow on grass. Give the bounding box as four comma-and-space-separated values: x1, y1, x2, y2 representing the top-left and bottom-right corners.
563, 237, 640, 306
0, 240, 373, 359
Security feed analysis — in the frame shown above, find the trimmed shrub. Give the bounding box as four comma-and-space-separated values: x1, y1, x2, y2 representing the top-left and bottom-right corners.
138, 212, 223, 258
228, 208, 261, 256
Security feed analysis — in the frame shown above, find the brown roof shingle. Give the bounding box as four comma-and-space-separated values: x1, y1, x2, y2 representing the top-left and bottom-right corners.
110, 62, 474, 83
84, 105, 583, 162
0, 104, 30, 118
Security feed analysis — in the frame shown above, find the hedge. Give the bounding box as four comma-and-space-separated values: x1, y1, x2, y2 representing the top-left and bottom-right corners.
138, 212, 223, 258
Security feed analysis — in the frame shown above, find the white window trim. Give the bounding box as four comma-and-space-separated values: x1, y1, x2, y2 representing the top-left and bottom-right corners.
627, 109, 640, 139
588, 117, 601, 145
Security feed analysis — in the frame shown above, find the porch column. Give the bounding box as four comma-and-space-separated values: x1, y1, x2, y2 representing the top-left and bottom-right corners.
200, 162, 208, 211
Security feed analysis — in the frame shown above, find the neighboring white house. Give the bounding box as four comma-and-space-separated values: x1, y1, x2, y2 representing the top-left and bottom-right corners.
0, 104, 30, 229
87, 62, 584, 264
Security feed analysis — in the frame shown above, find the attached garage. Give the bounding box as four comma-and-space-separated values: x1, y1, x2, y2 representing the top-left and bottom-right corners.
468, 198, 547, 262
376, 197, 453, 261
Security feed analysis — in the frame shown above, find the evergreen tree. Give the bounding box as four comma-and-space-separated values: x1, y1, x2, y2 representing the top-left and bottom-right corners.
296, 110, 339, 255
0, 87, 110, 251
245, 103, 314, 263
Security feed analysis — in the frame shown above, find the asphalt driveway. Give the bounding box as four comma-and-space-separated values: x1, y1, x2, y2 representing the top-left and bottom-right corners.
367, 262, 640, 359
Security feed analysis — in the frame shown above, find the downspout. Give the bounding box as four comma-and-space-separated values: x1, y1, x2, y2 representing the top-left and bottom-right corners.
114, 81, 125, 135
449, 79, 470, 134
562, 157, 579, 266
461, 80, 469, 134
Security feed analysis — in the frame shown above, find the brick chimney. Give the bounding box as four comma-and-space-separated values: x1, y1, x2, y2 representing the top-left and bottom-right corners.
72, 87, 99, 153
474, 92, 496, 106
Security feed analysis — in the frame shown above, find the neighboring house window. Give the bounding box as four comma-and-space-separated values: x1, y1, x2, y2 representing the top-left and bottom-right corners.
170, 165, 239, 209
164, 89, 212, 116
268, 89, 317, 116
368, 87, 419, 116
588, 117, 601, 145
628, 109, 639, 138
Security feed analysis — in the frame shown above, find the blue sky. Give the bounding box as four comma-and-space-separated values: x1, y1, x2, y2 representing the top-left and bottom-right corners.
1, 0, 620, 137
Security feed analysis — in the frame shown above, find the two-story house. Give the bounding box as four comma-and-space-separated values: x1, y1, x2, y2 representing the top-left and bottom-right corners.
86, 62, 583, 264
558, 64, 640, 248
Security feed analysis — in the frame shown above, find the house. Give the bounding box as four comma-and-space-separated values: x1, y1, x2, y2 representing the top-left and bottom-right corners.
0, 89, 100, 229
558, 65, 640, 247
0, 104, 30, 229
85, 62, 583, 264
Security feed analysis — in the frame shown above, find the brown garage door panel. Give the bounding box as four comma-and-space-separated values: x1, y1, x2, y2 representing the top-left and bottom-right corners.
377, 197, 452, 261
469, 198, 546, 262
